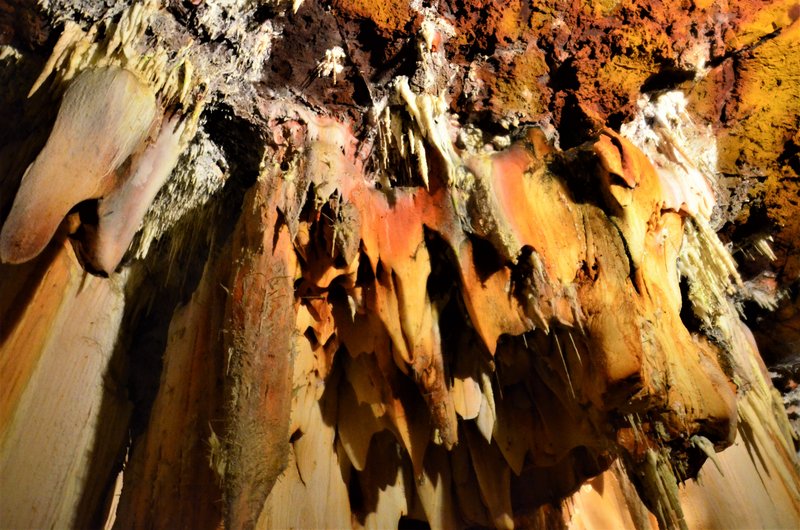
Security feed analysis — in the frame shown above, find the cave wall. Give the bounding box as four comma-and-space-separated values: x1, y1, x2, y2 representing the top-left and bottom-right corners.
1, 1, 799, 529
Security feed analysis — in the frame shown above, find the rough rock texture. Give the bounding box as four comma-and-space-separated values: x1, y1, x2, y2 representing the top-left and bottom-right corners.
0, 1, 798, 529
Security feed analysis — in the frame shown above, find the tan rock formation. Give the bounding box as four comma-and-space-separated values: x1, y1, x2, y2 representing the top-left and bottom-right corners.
0, 1, 798, 528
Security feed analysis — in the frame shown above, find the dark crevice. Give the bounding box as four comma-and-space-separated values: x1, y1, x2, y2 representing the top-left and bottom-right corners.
607, 111, 627, 131
548, 58, 580, 91
556, 95, 599, 149
640, 67, 696, 93
204, 105, 264, 189
779, 138, 800, 176
356, 249, 376, 285
468, 233, 505, 282
457, 109, 516, 138
510, 245, 536, 304
347, 468, 365, 524
398, 517, 431, 529
678, 276, 704, 335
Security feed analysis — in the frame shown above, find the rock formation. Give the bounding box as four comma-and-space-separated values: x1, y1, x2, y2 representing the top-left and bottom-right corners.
0, 1, 798, 528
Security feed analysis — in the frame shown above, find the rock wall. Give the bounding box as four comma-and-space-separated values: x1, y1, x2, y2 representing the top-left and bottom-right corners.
0, 1, 798, 528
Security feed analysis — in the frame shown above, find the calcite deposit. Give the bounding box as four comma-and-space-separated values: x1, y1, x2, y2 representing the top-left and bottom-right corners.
0, 1, 798, 529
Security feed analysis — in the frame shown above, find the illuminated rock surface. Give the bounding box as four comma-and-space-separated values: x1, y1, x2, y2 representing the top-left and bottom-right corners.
0, 1, 798, 528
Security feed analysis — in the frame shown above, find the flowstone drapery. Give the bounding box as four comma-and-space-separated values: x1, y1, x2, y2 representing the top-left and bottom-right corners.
1, 1, 798, 528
